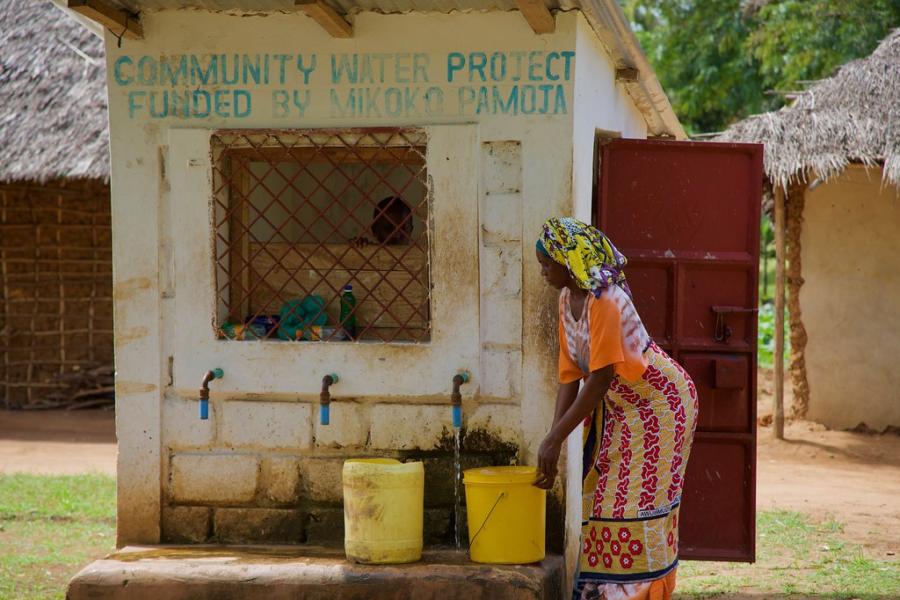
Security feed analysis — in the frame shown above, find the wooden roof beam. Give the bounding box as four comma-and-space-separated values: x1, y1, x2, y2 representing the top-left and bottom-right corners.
295, 0, 353, 38
515, 0, 555, 34
615, 67, 640, 82
67, 0, 142, 40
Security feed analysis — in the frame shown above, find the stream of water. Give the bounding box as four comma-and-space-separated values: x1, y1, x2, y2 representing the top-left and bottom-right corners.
453, 427, 462, 550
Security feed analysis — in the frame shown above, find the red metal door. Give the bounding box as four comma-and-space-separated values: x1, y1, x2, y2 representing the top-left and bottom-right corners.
596, 138, 763, 562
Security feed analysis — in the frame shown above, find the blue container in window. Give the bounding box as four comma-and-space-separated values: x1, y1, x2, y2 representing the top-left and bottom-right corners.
248, 315, 280, 338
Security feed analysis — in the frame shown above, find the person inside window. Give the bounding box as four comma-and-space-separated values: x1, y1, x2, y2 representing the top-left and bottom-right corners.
351, 196, 414, 247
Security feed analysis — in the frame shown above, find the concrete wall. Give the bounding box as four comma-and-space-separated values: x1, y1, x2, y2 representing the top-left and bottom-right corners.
801, 166, 900, 430
101, 6, 650, 557
556, 15, 649, 588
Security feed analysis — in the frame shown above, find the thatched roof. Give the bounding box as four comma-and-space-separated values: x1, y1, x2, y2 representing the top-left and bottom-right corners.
718, 29, 900, 189
0, 0, 109, 183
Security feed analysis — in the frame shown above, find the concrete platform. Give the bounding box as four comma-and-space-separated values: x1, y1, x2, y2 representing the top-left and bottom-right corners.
66, 546, 565, 600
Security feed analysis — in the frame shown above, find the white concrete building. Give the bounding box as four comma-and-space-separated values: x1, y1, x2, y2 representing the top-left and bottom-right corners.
63, 0, 684, 591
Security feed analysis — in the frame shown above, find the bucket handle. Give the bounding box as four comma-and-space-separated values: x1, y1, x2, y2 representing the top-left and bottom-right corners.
469, 491, 506, 547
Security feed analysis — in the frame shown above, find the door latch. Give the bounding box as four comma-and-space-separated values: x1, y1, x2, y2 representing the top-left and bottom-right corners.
711, 306, 758, 342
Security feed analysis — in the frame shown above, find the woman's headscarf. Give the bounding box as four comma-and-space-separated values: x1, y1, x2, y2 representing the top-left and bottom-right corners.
537, 217, 630, 298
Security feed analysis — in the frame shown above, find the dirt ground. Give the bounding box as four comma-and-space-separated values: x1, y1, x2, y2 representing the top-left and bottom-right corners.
1, 395, 898, 561
755, 368, 900, 558
0, 409, 116, 475
756, 419, 900, 557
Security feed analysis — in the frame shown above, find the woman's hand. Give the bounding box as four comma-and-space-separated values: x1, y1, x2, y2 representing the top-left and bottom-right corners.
534, 434, 562, 489
532, 368, 614, 490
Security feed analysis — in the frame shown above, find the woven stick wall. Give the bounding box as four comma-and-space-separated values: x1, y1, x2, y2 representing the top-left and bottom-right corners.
0, 179, 113, 409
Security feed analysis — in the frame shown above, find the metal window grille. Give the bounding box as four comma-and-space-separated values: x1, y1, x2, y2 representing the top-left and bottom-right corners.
211, 129, 431, 343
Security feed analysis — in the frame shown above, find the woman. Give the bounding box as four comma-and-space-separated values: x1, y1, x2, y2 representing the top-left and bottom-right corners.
533, 218, 698, 600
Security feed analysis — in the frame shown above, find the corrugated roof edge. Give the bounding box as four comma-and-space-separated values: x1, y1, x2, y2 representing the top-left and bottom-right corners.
580, 0, 685, 139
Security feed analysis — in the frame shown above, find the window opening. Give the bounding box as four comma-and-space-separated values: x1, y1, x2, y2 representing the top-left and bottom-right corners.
211, 129, 431, 343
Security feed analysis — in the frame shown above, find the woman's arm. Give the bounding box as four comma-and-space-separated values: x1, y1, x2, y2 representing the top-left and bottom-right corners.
552, 380, 580, 430
534, 365, 615, 489
547, 366, 614, 445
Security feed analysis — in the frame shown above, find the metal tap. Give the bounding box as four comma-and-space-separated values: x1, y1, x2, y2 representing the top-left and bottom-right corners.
199, 368, 224, 420
451, 371, 470, 428
320, 373, 340, 425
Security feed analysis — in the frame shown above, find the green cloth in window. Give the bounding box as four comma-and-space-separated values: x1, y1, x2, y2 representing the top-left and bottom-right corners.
277, 296, 328, 340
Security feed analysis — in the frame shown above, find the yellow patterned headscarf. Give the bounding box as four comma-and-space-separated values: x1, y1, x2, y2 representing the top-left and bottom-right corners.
537, 217, 630, 298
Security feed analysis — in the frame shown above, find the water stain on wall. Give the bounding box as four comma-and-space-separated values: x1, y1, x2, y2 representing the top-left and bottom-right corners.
116, 326, 150, 346
114, 277, 152, 301
116, 381, 158, 395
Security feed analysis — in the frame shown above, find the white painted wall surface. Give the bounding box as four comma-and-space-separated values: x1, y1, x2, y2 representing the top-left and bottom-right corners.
801, 167, 900, 430
555, 14, 649, 588
570, 14, 647, 222
102, 7, 652, 562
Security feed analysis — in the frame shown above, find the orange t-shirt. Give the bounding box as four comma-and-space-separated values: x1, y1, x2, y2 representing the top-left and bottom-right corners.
558, 286, 649, 384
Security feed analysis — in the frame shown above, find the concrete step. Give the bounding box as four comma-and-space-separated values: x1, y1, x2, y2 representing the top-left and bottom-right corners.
67, 545, 565, 600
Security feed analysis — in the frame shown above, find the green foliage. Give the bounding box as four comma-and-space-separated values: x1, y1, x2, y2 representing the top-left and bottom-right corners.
757, 301, 788, 369
757, 214, 783, 368
620, 0, 900, 133
749, 0, 900, 92
759, 215, 775, 302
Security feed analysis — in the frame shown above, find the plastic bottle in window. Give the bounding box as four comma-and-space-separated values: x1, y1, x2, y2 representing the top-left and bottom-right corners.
340, 284, 357, 340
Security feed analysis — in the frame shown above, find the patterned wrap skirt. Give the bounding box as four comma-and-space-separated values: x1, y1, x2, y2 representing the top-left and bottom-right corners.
574, 342, 698, 599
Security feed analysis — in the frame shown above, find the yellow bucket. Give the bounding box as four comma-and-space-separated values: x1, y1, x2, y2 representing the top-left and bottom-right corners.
463, 466, 546, 564
342, 458, 424, 564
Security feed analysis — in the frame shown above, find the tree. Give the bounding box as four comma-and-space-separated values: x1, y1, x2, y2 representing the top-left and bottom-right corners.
748, 0, 900, 93
620, 0, 900, 134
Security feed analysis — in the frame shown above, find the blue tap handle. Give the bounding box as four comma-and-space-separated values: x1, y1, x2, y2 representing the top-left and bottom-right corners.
452, 404, 462, 428
320, 403, 330, 426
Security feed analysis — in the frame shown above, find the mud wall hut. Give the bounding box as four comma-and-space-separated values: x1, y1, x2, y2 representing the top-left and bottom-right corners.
0, 0, 113, 409
719, 30, 900, 431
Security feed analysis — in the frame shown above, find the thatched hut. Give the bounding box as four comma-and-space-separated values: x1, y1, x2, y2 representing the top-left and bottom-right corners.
0, 0, 113, 409
719, 29, 900, 431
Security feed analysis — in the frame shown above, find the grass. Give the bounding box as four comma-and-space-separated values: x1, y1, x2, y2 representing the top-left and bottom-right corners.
0, 474, 115, 600
1, 477, 897, 599
676, 510, 900, 599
